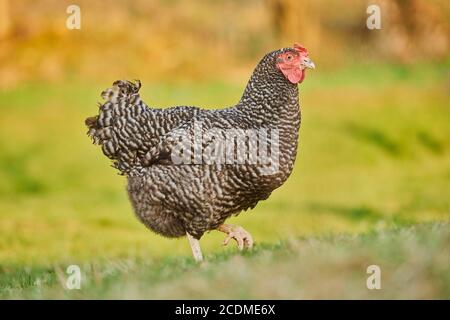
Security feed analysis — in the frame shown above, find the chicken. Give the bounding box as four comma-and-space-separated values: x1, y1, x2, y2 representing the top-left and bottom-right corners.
85, 44, 315, 261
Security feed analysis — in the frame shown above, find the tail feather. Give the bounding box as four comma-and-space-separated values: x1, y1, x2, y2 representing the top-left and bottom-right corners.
85, 80, 143, 173
86, 79, 202, 175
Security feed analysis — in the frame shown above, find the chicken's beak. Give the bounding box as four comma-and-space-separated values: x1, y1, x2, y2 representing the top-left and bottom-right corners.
301, 57, 315, 70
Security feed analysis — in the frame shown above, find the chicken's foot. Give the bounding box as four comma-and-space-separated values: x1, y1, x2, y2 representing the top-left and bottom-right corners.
217, 224, 253, 250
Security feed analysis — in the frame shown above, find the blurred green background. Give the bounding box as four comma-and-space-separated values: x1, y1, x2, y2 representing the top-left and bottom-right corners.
0, 0, 449, 270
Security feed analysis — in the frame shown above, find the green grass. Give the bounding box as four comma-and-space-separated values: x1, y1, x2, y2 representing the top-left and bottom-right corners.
0, 63, 449, 298
1, 222, 449, 299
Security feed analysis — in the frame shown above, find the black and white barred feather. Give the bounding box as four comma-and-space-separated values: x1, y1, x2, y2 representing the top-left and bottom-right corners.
86, 47, 301, 239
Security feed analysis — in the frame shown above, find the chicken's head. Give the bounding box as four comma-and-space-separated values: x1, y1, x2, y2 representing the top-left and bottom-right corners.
276, 43, 315, 84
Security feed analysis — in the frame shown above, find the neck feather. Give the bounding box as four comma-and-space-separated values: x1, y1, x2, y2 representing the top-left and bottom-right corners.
236, 60, 300, 122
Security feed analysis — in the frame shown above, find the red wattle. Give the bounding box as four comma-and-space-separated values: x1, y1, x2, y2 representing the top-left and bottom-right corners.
286, 68, 304, 84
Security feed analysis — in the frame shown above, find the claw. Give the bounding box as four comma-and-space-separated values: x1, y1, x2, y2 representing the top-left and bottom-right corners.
218, 225, 253, 251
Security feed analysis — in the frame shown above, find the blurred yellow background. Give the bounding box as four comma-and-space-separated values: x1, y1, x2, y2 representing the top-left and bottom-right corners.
0, 0, 449, 266
0, 0, 448, 87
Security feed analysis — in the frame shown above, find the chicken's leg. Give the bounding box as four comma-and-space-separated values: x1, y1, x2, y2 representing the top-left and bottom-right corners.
187, 232, 203, 262
217, 224, 254, 250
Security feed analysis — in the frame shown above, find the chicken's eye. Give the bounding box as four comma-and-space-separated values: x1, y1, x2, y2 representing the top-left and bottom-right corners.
286, 55, 292, 60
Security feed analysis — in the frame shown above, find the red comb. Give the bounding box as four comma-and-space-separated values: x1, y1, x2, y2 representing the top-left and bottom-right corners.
293, 43, 308, 54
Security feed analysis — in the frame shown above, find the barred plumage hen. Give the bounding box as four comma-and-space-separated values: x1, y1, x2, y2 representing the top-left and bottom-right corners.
85, 44, 315, 261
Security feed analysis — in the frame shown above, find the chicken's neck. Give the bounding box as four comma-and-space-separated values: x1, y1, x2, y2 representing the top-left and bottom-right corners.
236, 65, 300, 128
235, 62, 301, 182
